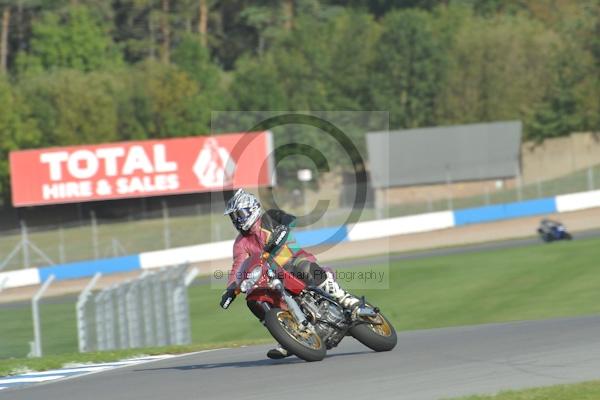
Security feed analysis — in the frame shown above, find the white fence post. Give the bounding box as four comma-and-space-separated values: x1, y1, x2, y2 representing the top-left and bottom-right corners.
21, 221, 30, 269
0, 276, 9, 294
31, 275, 55, 357
91, 211, 99, 260
95, 291, 106, 351
162, 200, 171, 249
77, 272, 102, 352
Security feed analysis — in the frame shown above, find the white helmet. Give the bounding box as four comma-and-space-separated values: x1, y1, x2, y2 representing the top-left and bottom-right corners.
224, 188, 262, 233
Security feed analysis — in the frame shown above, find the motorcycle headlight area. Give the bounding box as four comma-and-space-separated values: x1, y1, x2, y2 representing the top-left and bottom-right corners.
240, 266, 263, 293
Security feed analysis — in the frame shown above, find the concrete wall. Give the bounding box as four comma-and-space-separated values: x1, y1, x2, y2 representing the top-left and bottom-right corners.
521, 132, 600, 184
380, 131, 600, 205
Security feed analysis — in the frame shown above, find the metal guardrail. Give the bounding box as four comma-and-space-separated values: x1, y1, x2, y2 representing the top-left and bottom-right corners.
76, 265, 197, 353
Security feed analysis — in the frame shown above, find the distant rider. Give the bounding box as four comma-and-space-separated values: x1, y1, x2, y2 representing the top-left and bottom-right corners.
219, 188, 359, 359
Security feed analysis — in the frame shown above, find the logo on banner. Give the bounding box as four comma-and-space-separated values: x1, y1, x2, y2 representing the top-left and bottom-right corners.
193, 138, 236, 187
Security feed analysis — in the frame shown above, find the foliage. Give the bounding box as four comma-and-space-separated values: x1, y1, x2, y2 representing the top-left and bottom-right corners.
370, 9, 445, 129
0, 1, 597, 199
454, 380, 600, 400
17, 6, 121, 73
128, 60, 211, 138
0, 77, 40, 204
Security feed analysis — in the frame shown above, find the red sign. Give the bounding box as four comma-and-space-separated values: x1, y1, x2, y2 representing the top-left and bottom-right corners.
10, 132, 274, 207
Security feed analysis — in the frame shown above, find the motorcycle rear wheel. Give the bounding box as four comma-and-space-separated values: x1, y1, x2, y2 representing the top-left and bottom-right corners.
264, 308, 326, 362
350, 311, 397, 352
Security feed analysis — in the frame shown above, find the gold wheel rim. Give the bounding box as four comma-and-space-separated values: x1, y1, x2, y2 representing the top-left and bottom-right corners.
367, 314, 392, 337
276, 311, 322, 350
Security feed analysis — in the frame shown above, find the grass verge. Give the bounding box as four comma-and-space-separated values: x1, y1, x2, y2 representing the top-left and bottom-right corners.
450, 380, 600, 399
0, 339, 272, 377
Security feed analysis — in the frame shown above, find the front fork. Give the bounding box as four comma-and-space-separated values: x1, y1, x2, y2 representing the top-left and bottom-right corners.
271, 278, 309, 327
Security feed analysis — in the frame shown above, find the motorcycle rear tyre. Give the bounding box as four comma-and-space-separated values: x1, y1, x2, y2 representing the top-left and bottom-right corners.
350, 312, 397, 352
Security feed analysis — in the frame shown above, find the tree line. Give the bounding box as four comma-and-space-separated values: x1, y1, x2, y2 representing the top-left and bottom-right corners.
0, 0, 598, 201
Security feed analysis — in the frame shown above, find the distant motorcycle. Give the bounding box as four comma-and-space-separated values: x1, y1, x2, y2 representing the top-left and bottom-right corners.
233, 254, 397, 362
537, 219, 572, 242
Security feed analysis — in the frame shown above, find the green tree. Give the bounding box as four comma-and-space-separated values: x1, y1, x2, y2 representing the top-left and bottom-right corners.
17, 5, 121, 73
437, 12, 561, 126
229, 53, 287, 110
0, 77, 40, 203
129, 60, 209, 138
171, 33, 221, 94
20, 69, 121, 146
528, 43, 595, 140
370, 9, 446, 129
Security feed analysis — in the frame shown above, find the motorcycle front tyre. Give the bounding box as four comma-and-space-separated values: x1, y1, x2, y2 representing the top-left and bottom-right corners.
264, 307, 326, 362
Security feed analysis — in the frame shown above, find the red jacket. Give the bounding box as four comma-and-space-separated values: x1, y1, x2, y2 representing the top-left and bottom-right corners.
227, 211, 316, 286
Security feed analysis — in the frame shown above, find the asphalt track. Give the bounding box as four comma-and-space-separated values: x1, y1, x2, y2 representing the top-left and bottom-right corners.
2, 315, 600, 400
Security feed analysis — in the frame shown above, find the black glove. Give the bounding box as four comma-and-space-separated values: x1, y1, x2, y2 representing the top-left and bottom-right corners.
264, 224, 290, 253
220, 284, 237, 309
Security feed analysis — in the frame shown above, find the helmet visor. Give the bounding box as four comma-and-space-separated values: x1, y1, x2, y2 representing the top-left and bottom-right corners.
229, 208, 252, 221
228, 207, 254, 231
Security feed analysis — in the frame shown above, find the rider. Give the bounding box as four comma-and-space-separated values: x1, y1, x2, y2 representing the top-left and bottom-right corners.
219, 188, 359, 359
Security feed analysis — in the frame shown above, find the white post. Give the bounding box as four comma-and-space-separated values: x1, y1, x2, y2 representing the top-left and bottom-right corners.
77, 273, 102, 352
0, 276, 9, 294
104, 287, 116, 350
116, 284, 129, 349
95, 292, 106, 351
588, 166, 594, 191
125, 281, 142, 348
31, 275, 55, 357
184, 267, 199, 287
91, 211, 99, 259
141, 273, 155, 347
153, 273, 167, 346
162, 200, 171, 249
58, 225, 66, 264
445, 167, 453, 210
515, 165, 523, 201
21, 220, 30, 269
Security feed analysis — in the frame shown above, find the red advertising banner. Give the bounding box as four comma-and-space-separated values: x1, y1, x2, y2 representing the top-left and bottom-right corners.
10, 132, 274, 207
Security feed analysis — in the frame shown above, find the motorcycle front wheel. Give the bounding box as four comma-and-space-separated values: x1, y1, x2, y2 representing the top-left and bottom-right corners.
264, 308, 326, 362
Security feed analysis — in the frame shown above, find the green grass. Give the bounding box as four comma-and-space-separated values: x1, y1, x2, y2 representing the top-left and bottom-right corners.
450, 380, 600, 399
1, 235, 599, 373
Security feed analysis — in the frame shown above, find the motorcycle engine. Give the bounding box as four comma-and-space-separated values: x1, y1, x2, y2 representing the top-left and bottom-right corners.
300, 293, 347, 349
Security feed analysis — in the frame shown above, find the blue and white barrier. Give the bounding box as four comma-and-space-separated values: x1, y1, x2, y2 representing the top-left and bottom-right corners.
453, 197, 557, 226
2, 189, 599, 290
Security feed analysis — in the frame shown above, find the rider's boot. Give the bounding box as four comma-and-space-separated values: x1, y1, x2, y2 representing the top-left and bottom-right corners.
267, 346, 291, 359
318, 271, 360, 309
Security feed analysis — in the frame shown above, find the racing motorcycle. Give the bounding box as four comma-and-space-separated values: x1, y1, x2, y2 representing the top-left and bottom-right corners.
234, 253, 397, 362
537, 219, 572, 243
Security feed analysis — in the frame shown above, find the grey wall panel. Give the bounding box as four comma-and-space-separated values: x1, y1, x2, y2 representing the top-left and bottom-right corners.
367, 121, 522, 188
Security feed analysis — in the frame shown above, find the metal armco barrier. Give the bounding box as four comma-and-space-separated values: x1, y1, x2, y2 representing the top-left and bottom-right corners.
77, 265, 195, 352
